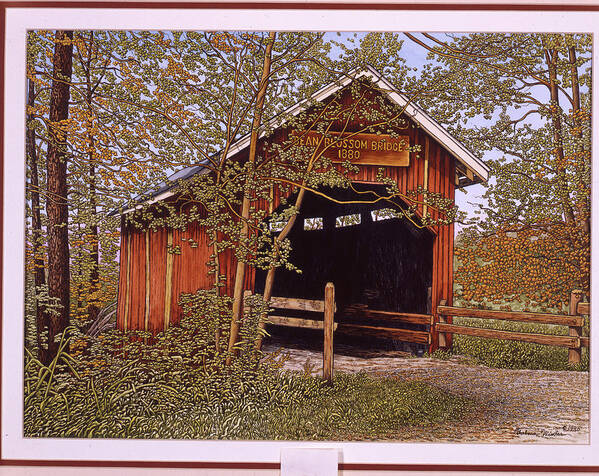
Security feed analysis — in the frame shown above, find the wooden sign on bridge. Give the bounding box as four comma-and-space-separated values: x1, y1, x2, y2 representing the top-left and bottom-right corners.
293, 130, 410, 167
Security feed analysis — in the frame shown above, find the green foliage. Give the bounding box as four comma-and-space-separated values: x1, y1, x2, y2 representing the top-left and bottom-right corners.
426, 349, 454, 361
413, 32, 591, 309
24, 290, 308, 438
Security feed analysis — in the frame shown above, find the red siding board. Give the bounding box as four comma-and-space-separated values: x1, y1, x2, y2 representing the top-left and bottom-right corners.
429, 142, 442, 352
127, 231, 138, 334
135, 230, 146, 333
407, 133, 414, 195
116, 224, 128, 330
170, 228, 182, 326
446, 155, 456, 347
128, 231, 137, 332
148, 228, 167, 335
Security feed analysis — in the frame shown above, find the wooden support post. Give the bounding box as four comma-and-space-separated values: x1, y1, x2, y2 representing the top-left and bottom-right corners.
144, 230, 150, 342
426, 286, 432, 315
438, 299, 448, 349
422, 137, 430, 218
323, 282, 335, 384
123, 233, 132, 332
163, 230, 174, 331
568, 290, 583, 365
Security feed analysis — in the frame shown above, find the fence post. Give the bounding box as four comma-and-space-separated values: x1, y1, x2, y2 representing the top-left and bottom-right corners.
438, 299, 447, 349
323, 282, 335, 383
568, 290, 583, 365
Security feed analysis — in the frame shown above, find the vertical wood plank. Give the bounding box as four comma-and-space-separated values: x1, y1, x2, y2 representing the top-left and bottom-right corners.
441, 151, 449, 306
164, 229, 174, 331
323, 282, 335, 383
123, 230, 132, 332
429, 144, 441, 352
446, 156, 456, 348
422, 136, 430, 218
170, 228, 182, 326
136, 230, 147, 333
568, 289, 583, 364
116, 222, 128, 330
148, 228, 167, 335
144, 230, 150, 340
131, 231, 140, 333
407, 134, 414, 194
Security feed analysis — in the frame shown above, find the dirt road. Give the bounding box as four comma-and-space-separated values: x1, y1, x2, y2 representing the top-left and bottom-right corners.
263, 339, 589, 444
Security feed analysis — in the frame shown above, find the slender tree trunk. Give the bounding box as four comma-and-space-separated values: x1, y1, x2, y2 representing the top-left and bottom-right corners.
86, 105, 100, 322
568, 46, 582, 128
567, 44, 590, 235
45, 30, 73, 361
227, 32, 276, 360
544, 47, 576, 226
26, 78, 49, 364
85, 32, 100, 322
87, 160, 100, 321
255, 187, 307, 349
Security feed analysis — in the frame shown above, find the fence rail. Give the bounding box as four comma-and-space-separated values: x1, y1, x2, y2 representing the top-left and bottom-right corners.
436, 290, 589, 365
266, 294, 431, 345
343, 308, 431, 326
338, 323, 430, 344
436, 322, 580, 348
436, 305, 584, 327
267, 315, 338, 331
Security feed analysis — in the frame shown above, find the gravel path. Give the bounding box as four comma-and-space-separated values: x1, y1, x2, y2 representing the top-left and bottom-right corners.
263, 339, 589, 444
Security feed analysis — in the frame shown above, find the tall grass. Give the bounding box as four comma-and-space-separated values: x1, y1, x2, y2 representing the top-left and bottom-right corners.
443, 316, 589, 371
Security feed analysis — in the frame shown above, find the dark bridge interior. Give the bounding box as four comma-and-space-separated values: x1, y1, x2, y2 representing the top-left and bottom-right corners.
255, 183, 434, 319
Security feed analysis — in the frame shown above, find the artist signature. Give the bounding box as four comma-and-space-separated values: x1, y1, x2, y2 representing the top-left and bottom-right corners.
514, 425, 581, 437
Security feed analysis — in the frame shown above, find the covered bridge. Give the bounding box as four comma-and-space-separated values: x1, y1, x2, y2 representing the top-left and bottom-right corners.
115, 66, 489, 352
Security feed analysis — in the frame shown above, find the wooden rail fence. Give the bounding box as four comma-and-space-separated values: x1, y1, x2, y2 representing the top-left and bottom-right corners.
436, 290, 590, 364
249, 285, 588, 369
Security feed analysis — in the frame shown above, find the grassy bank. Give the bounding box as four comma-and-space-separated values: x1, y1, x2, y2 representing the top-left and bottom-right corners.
24, 352, 473, 439
433, 316, 589, 371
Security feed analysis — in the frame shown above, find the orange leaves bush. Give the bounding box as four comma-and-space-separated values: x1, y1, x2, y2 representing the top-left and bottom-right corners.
455, 222, 589, 309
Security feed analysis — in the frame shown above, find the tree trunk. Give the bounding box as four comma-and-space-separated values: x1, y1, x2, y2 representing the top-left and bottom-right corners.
544, 47, 576, 226
567, 44, 590, 235
26, 77, 49, 364
568, 46, 581, 128
87, 160, 100, 322
227, 32, 276, 360
255, 186, 307, 349
45, 30, 73, 361
86, 105, 100, 322
85, 32, 101, 323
